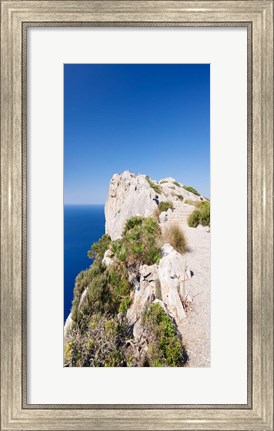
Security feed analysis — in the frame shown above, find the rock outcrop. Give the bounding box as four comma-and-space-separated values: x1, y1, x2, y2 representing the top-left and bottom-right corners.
105, 170, 203, 240
105, 171, 158, 240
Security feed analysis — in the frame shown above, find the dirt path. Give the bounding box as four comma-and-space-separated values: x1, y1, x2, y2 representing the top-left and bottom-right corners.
163, 203, 211, 367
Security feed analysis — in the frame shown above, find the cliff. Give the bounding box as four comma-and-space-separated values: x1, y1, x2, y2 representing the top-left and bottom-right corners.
105, 170, 203, 240
64, 171, 210, 367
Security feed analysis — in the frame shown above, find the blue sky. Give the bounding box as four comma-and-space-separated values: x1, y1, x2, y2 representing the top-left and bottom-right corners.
64, 64, 210, 204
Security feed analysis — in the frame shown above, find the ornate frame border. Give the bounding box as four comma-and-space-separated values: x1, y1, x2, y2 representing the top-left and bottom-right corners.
1, 1, 273, 430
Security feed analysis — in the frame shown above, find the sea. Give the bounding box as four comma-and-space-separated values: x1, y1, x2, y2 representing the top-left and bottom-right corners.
64, 204, 105, 321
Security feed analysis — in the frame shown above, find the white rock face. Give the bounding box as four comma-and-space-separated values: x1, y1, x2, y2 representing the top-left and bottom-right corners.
102, 249, 114, 267
105, 171, 159, 239
126, 264, 158, 334
64, 312, 72, 338
158, 247, 188, 323
105, 170, 203, 240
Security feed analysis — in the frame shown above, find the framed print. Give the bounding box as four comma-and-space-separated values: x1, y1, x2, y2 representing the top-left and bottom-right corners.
1, 1, 273, 430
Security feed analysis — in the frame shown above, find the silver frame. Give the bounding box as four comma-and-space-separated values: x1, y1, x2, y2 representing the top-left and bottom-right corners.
1, 1, 273, 430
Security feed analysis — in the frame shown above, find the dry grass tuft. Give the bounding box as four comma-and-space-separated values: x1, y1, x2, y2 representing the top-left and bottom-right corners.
163, 223, 188, 254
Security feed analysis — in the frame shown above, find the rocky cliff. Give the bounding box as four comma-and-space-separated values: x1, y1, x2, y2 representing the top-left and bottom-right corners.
105, 170, 203, 239
64, 171, 210, 367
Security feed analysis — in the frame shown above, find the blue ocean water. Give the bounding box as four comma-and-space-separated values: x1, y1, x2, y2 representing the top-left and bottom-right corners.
64, 205, 105, 321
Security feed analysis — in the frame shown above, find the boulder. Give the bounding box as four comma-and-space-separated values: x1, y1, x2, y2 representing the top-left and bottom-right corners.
158, 250, 187, 323
126, 264, 158, 330
102, 249, 114, 267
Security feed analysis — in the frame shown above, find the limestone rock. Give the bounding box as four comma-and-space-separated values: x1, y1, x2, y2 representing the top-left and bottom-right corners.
105, 170, 204, 240
102, 249, 114, 267
126, 264, 158, 331
158, 250, 187, 324
64, 312, 72, 338
105, 171, 159, 240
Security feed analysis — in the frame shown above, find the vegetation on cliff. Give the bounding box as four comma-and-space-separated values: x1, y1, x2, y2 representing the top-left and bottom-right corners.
163, 224, 188, 254
183, 185, 200, 196
112, 216, 162, 266
64, 215, 187, 367
188, 201, 210, 228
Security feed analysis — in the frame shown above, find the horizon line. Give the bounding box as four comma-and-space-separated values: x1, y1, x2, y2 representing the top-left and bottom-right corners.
64, 203, 105, 206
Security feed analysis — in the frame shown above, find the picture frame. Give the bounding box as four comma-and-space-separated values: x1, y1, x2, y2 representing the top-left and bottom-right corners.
1, 1, 273, 430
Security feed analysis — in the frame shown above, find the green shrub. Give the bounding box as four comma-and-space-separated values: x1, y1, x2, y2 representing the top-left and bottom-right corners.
177, 194, 184, 201
188, 201, 210, 227
108, 263, 131, 311
142, 303, 186, 367
159, 180, 168, 184
124, 215, 144, 232
88, 234, 111, 260
197, 201, 210, 226
187, 210, 201, 228
173, 181, 181, 187
71, 260, 105, 322
184, 199, 197, 206
112, 216, 162, 267
119, 295, 132, 313
158, 201, 174, 213
146, 176, 162, 194
71, 255, 132, 329
163, 224, 188, 254
183, 185, 200, 196
64, 315, 131, 367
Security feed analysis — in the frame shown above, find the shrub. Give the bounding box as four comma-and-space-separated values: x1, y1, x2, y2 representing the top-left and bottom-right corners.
146, 176, 162, 194
184, 199, 197, 206
187, 210, 201, 228
177, 194, 184, 201
163, 224, 188, 254
70, 260, 105, 322
88, 234, 111, 260
188, 201, 210, 227
142, 303, 187, 367
183, 185, 200, 196
71, 254, 132, 329
119, 295, 132, 313
64, 315, 131, 367
159, 180, 168, 184
158, 201, 174, 213
197, 201, 210, 226
124, 215, 144, 232
108, 262, 131, 311
173, 181, 181, 187
113, 216, 162, 267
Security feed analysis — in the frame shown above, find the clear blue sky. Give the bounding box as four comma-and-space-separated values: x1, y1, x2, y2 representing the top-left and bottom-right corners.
64, 64, 210, 204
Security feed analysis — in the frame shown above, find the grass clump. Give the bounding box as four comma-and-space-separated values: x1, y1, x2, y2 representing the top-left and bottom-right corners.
158, 201, 174, 213
142, 303, 187, 367
112, 216, 162, 267
146, 176, 162, 195
184, 199, 197, 206
87, 234, 111, 260
163, 224, 188, 254
183, 185, 200, 196
188, 201, 210, 227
